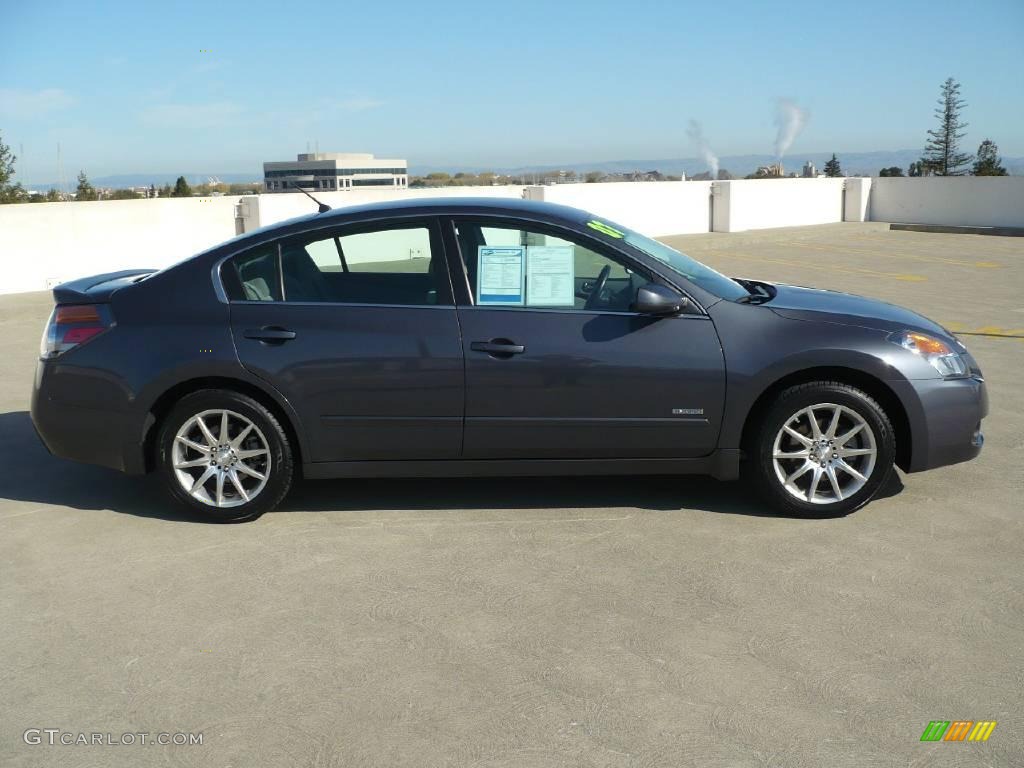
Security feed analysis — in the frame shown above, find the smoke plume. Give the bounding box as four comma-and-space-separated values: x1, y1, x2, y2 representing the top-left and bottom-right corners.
686, 120, 719, 179
773, 98, 808, 159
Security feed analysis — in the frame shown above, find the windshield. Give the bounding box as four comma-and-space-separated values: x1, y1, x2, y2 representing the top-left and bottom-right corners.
620, 228, 750, 302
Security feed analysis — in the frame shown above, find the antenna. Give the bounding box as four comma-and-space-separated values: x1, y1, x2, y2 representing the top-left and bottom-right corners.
290, 182, 331, 213
57, 142, 66, 200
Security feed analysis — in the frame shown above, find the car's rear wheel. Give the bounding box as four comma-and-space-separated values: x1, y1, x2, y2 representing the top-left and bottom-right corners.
157, 389, 293, 522
751, 381, 895, 517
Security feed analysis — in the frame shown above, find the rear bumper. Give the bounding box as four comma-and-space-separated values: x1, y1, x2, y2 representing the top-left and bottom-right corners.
894, 375, 988, 473
31, 360, 147, 475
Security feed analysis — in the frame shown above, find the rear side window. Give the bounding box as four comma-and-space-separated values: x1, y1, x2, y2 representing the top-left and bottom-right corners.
233, 246, 281, 301
228, 220, 452, 306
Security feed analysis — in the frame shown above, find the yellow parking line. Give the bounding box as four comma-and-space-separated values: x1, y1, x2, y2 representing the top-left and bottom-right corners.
782, 240, 1002, 269
940, 321, 1024, 339
852, 233, 1024, 256
702, 250, 926, 282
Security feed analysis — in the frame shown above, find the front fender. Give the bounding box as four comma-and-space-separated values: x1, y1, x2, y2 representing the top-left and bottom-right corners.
709, 301, 930, 454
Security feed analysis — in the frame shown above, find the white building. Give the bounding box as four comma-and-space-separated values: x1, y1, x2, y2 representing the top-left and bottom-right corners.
263, 152, 408, 193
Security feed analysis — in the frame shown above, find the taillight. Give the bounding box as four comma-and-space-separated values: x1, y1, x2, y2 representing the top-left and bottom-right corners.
40, 303, 114, 359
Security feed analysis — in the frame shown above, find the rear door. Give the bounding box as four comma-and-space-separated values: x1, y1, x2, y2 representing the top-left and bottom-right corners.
226, 217, 464, 462
445, 217, 726, 460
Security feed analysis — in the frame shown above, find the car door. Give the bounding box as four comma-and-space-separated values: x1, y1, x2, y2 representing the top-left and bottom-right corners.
445, 216, 726, 459
226, 216, 464, 463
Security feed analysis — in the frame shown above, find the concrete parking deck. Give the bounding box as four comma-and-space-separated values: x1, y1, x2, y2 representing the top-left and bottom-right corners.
1, 224, 1022, 767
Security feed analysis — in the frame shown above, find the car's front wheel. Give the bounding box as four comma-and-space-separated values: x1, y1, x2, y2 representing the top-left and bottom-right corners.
157, 389, 293, 522
751, 381, 896, 517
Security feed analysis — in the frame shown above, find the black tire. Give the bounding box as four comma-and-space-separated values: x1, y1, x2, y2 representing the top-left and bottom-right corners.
157, 389, 293, 522
749, 381, 895, 517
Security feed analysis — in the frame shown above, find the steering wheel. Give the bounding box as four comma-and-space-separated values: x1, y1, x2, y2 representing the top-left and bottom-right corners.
584, 265, 612, 311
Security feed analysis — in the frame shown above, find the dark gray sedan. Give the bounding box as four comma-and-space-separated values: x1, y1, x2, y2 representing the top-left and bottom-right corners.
31, 198, 987, 521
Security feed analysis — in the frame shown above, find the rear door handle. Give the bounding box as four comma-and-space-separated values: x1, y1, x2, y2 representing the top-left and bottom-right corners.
471, 339, 525, 356
243, 326, 297, 343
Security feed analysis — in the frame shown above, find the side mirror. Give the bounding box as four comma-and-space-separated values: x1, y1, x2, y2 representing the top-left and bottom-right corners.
635, 283, 686, 315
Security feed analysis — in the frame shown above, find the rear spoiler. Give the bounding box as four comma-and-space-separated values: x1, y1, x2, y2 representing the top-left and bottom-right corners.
52, 269, 157, 304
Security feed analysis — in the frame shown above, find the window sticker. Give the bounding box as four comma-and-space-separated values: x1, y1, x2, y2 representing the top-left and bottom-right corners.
526, 246, 575, 307
586, 220, 625, 238
477, 246, 525, 305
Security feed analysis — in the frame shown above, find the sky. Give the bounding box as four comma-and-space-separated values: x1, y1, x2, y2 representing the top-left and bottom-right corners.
1, 0, 1022, 182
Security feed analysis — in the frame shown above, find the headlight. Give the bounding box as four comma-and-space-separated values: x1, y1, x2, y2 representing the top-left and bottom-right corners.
889, 330, 968, 378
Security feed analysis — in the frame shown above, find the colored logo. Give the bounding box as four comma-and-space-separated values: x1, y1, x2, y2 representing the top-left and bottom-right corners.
920, 720, 997, 742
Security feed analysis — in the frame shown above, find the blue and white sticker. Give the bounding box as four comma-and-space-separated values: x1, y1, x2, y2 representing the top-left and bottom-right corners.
477, 246, 525, 305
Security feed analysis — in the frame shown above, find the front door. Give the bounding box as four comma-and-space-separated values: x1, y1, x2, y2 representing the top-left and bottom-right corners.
227, 217, 464, 462
448, 218, 726, 459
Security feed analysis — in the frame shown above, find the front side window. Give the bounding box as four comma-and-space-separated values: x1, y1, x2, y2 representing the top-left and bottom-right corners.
454, 220, 649, 313
230, 221, 449, 306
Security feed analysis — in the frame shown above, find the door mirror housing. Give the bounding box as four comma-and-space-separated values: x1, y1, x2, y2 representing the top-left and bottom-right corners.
635, 283, 686, 315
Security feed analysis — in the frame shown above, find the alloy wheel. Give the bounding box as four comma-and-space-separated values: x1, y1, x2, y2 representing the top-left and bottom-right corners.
171, 409, 271, 508
771, 402, 877, 505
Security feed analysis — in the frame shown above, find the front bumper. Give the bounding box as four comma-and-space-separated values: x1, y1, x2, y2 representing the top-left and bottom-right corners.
31, 360, 147, 475
892, 375, 988, 473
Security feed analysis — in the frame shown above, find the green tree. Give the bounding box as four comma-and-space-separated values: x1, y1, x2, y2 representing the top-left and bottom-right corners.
584, 171, 603, 183
149, 184, 156, 198
921, 77, 971, 176
159, 183, 173, 198
171, 176, 192, 197
971, 139, 1007, 176
109, 188, 142, 200
879, 166, 904, 177
75, 171, 98, 201
0, 131, 27, 203
46, 188, 62, 202
823, 153, 842, 177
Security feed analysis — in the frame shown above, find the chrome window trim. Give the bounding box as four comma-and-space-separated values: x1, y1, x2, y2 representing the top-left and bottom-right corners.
228, 300, 458, 310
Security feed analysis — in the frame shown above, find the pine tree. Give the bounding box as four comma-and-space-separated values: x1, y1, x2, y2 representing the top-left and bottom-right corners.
921, 78, 972, 176
972, 139, 1007, 176
172, 176, 192, 197
0, 131, 26, 203
823, 153, 842, 177
75, 171, 98, 201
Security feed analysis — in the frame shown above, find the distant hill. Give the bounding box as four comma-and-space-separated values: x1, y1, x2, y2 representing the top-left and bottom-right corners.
412, 150, 1024, 178
24, 150, 1021, 189
24, 172, 262, 191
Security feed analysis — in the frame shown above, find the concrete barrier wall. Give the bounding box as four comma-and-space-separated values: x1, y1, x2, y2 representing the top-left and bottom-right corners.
869, 176, 1024, 228
0, 197, 239, 295
525, 181, 712, 236
244, 185, 527, 230
712, 178, 846, 232
3, 177, 1023, 295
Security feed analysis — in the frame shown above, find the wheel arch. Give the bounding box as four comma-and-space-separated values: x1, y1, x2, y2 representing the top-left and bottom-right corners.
142, 376, 305, 474
739, 366, 912, 471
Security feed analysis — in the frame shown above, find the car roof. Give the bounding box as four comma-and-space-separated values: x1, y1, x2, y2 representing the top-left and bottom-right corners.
317, 195, 589, 222
221, 196, 595, 251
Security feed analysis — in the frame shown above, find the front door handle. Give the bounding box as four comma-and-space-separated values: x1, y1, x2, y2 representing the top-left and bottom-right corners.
471, 339, 525, 357
244, 326, 297, 343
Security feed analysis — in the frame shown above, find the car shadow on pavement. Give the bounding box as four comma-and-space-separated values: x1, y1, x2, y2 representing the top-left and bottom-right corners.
0, 410, 903, 523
